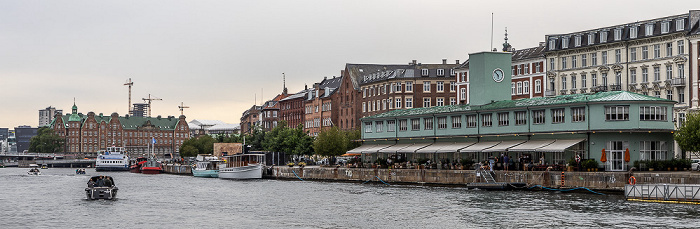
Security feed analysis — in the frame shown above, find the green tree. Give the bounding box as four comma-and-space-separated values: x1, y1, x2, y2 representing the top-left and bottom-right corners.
28, 126, 65, 153
247, 125, 265, 151
675, 112, 700, 155
179, 135, 216, 157
291, 124, 314, 155
313, 127, 347, 157
344, 128, 362, 150
179, 145, 199, 157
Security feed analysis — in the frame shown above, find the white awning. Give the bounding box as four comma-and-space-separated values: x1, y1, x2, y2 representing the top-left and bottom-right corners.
378, 143, 413, 153
397, 143, 433, 153
347, 144, 376, 154
482, 140, 526, 152
436, 142, 477, 153
538, 139, 586, 152
459, 141, 500, 153
508, 140, 556, 152
360, 144, 394, 154
415, 142, 456, 153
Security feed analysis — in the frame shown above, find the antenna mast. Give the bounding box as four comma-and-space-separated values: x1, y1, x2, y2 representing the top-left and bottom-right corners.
124, 78, 134, 114
491, 13, 494, 51
142, 94, 162, 117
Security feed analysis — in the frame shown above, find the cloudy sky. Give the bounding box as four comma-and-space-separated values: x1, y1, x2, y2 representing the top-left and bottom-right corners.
0, 0, 695, 128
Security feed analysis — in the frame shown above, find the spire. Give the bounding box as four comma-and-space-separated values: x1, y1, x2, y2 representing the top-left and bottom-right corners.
72, 98, 77, 114
502, 27, 512, 52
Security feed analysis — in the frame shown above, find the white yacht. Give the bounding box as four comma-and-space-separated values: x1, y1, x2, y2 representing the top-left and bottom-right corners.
219, 154, 265, 179
95, 146, 130, 171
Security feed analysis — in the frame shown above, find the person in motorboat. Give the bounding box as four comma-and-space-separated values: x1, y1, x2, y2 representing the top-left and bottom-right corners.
87, 178, 95, 188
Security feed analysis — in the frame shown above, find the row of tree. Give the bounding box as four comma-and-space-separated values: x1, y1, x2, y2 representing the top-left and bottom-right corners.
179, 121, 361, 158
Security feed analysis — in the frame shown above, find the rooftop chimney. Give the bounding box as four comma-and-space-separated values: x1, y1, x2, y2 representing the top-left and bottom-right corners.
410, 60, 417, 65
456, 60, 460, 64
442, 59, 447, 64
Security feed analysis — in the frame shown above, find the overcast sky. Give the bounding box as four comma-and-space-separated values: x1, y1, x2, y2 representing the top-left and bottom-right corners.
0, 0, 695, 128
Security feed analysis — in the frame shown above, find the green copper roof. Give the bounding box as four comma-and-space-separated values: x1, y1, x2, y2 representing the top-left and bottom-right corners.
68, 113, 82, 122
367, 91, 674, 119
52, 114, 183, 130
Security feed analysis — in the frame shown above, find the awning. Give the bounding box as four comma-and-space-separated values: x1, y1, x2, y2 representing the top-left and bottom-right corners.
538, 139, 586, 152
459, 141, 500, 153
436, 142, 476, 153
482, 140, 526, 152
361, 144, 394, 154
397, 143, 433, 153
340, 153, 361, 157
415, 142, 456, 153
346, 144, 376, 154
508, 140, 556, 152
378, 143, 413, 153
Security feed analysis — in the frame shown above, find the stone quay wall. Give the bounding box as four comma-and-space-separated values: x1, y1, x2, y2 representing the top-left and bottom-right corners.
267, 166, 700, 191
162, 164, 191, 175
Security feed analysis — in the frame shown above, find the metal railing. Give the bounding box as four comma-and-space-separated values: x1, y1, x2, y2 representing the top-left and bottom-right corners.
625, 184, 700, 202
671, 78, 686, 86
609, 84, 622, 91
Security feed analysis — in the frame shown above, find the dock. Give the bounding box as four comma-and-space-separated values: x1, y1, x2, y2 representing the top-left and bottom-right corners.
625, 184, 700, 204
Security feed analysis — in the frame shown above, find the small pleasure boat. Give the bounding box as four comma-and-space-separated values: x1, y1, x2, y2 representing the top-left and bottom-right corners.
85, 176, 118, 200
27, 164, 41, 175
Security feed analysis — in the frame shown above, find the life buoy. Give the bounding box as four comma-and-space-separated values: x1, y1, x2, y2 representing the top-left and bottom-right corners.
628, 176, 636, 185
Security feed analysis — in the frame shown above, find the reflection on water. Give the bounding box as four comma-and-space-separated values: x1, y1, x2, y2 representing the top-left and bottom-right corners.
1, 168, 699, 228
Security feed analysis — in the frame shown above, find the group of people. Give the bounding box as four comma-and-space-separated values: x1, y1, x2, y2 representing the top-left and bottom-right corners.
486, 154, 512, 171
87, 176, 114, 187
75, 168, 86, 174
485, 154, 549, 171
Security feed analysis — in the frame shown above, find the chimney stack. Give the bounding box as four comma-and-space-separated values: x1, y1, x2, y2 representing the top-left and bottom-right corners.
456, 60, 460, 64
411, 60, 417, 65
442, 59, 447, 64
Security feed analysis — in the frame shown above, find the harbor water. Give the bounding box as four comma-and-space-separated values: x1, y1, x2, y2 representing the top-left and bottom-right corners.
1, 168, 699, 228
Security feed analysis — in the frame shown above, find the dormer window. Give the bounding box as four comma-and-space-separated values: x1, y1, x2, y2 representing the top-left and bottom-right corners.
600, 31, 607, 43
450, 69, 455, 76
630, 26, 638, 39
661, 21, 669, 33
614, 28, 622, 41
645, 24, 654, 36
562, 37, 569, 49
421, 69, 429, 76
575, 36, 581, 47
588, 33, 594, 45
676, 19, 685, 31
437, 69, 445, 76
548, 39, 556, 50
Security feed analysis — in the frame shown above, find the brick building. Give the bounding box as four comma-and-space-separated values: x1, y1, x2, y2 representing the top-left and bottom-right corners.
51, 103, 190, 158
240, 105, 262, 134
304, 76, 342, 136
279, 88, 311, 129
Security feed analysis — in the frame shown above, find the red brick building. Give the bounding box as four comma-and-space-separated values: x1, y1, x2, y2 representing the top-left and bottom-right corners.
279, 88, 310, 129
51, 103, 190, 158
338, 69, 361, 131
304, 76, 342, 136
240, 105, 262, 134
510, 43, 546, 100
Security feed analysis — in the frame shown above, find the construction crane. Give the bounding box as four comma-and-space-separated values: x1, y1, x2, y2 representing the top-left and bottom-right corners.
178, 102, 189, 116
124, 78, 134, 113
142, 94, 162, 117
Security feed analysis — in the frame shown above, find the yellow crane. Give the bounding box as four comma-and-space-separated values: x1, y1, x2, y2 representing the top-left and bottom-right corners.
178, 102, 189, 116
142, 94, 162, 117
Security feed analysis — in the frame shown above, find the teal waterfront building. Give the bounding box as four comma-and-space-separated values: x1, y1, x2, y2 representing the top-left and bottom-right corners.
353, 52, 675, 171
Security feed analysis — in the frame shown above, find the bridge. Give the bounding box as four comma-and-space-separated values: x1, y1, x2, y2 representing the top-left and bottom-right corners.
1, 153, 95, 168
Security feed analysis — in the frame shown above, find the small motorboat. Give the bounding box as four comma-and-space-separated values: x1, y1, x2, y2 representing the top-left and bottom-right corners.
76, 168, 86, 175
85, 176, 118, 200
129, 157, 147, 173
41, 164, 49, 169
27, 164, 41, 175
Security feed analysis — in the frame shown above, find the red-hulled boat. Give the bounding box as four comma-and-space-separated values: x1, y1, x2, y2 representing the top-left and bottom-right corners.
140, 156, 162, 174
129, 157, 148, 173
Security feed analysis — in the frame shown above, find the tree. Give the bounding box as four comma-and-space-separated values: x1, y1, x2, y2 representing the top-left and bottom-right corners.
313, 127, 347, 157
290, 124, 314, 155
179, 135, 216, 157
344, 128, 362, 150
28, 126, 65, 153
675, 112, 700, 156
179, 145, 199, 157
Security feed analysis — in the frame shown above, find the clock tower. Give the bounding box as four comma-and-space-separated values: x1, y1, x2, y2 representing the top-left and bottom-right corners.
466, 51, 512, 106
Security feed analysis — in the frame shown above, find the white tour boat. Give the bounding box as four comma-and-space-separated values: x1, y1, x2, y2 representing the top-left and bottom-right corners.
219, 154, 265, 179
95, 146, 130, 171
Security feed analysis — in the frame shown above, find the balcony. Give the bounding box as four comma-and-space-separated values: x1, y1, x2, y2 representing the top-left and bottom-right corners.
591, 85, 608, 92
545, 90, 556, 97
671, 78, 686, 87
609, 84, 622, 91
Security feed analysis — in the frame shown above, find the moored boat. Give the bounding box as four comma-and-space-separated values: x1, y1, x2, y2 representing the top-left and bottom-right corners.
95, 146, 130, 172
140, 156, 162, 174
192, 154, 223, 178
219, 154, 265, 179
41, 164, 48, 169
85, 176, 118, 200
129, 157, 147, 173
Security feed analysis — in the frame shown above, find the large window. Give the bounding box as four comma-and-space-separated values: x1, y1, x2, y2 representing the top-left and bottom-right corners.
398, 119, 407, 131
395, 98, 401, 108
630, 26, 638, 39
535, 80, 541, 93
452, 116, 462, 129
406, 81, 413, 92
411, 119, 420, 131
481, 114, 492, 127
498, 112, 509, 126
640, 106, 667, 121
551, 108, 565, 123
466, 115, 477, 128
532, 110, 545, 124
375, 121, 383, 133
591, 53, 597, 66
653, 44, 660, 59
436, 98, 444, 106
424, 118, 433, 130
387, 120, 395, 132
405, 98, 413, 108
642, 46, 649, 60
572, 55, 577, 68
654, 67, 660, 81
605, 106, 629, 121
630, 48, 637, 61
423, 98, 431, 108
581, 54, 587, 67
515, 111, 527, 125
602, 51, 608, 65
640, 141, 667, 160
523, 81, 530, 94
437, 81, 444, 92
615, 49, 621, 63
678, 40, 685, 55
572, 107, 585, 122
423, 81, 431, 92
364, 122, 372, 133
437, 117, 447, 129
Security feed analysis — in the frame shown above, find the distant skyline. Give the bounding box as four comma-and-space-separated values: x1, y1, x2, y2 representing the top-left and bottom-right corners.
0, 0, 696, 128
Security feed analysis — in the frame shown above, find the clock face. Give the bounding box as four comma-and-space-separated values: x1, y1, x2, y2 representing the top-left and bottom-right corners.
493, 69, 504, 82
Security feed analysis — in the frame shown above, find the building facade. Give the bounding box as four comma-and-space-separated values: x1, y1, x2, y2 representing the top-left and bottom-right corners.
14, 125, 37, 153
304, 76, 342, 136
51, 103, 190, 157
279, 88, 310, 130
511, 44, 547, 100
39, 106, 63, 127
130, 103, 149, 117
239, 105, 262, 134
358, 52, 675, 172
338, 68, 362, 131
